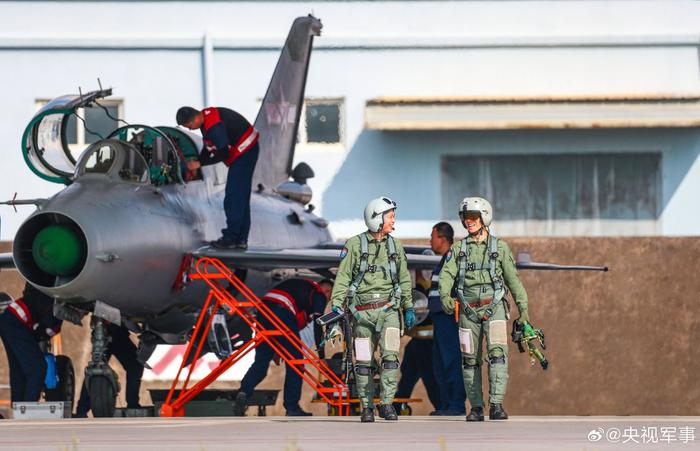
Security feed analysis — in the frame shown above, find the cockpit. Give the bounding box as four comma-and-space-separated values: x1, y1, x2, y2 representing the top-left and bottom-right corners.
22, 89, 203, 186
74, 140, 150, 183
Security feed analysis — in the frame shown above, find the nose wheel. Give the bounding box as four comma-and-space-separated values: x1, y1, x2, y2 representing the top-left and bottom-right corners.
88, 376, 116, 418
85, 316, 120, 418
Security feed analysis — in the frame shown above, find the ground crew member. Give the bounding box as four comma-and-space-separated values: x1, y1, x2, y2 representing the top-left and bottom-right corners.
393, 314, 441, 413
235, 278, 333, 416
438, 197, 529, 421
176, 106, 260, 249
0, 283, 61, 403
428, 222, 467, 415
74, 323, 144, 417
331, 197, 414, 423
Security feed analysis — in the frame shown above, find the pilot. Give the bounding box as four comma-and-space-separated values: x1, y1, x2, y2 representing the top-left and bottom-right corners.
438, 197, 530, 421
0, 284, 62, 403
176, 106, 260, 250
234, 278, 333, 417
74, 323, 144, 417
330, 197, 414, 423
427, 222, 467, 416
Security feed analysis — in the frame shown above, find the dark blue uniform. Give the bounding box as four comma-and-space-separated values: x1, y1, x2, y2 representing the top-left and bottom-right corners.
430, 255, 467, 414
394, 315, 441, 412
239, 279, 326, 413
0, 285, 61, 403
75, 324, 144, 417
199, 106, 260, 245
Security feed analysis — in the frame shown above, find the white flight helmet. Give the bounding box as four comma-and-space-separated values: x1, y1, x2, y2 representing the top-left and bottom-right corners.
364, 197, 397, 232
458, 197, 493, 227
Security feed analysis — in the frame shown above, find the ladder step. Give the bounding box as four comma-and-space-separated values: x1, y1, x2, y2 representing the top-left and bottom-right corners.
287, 359, 309, 365
192, 274, 228, 279
258, 330, 284, 336
317, 387, 345, 393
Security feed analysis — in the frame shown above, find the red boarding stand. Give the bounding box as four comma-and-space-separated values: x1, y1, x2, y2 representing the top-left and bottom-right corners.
159, 257, 349, 417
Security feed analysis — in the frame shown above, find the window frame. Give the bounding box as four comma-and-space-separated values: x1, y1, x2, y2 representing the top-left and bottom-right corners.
297, 97, 345, 150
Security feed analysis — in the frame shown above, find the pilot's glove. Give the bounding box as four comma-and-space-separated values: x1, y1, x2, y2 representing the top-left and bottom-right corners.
404, 308, 416, 330
517, 309, 529, 325
442, 298, 456, 316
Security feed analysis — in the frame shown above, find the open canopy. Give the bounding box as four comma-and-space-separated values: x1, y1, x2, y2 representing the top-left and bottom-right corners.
22, 89, 113, 184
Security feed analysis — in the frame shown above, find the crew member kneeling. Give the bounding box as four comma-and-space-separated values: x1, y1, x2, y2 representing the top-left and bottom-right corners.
235, 278, 332, 416
0, 284, 61, 403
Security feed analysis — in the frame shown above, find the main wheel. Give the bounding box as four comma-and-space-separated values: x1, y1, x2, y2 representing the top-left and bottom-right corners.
44, 355, 75, 406
89, 375, 116, 418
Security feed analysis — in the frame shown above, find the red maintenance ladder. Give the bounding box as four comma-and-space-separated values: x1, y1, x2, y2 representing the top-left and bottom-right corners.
159, 257, 349, 417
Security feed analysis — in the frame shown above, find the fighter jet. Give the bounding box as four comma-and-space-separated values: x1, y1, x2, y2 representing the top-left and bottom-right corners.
0, 15, 606, 417
0, 15, 431, 417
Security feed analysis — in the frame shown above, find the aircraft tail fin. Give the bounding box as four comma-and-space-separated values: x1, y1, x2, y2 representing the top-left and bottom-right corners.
252, 15, 322, 192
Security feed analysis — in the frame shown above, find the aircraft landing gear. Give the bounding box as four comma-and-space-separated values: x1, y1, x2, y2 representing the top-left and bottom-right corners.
85, 317, 119, 418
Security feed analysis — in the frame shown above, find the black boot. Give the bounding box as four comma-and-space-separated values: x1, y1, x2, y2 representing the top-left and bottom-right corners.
489, 403, 508, 420
360, 407, 375, 423
285, 407, 312, 417
466, 406, 484, 422
233, 392, 247, 416
378, 404, 398, 421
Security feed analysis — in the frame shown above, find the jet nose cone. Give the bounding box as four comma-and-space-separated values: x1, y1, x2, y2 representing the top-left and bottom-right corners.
32, 224, 84, 276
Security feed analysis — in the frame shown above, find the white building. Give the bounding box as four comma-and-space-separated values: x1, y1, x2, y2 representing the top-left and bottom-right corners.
1, 0, 700, 239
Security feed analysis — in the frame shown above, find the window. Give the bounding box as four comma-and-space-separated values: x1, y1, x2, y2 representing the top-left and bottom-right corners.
36, 99, 124, 152
442, 153, 661, 227
298, 98, 344, 147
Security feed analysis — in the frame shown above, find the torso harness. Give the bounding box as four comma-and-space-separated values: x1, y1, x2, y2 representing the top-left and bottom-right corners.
346, 234, 402, 332
456, 234, 507, 323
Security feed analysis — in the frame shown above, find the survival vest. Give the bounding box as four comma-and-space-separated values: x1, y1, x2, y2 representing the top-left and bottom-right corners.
455, 234, 506, 322
345, 234, 403, 332
201, 107, 259, 166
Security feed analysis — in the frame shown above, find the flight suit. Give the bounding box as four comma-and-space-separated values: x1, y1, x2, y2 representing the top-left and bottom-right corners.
438, 235, 527, 408
331, 232, 413, 409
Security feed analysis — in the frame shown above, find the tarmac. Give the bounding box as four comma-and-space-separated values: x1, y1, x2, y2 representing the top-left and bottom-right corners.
0, 416, 699, 451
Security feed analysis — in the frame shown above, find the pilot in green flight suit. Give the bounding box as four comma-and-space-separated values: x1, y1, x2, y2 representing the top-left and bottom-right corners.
438, 197, 529, 422
331, 197, 415, 423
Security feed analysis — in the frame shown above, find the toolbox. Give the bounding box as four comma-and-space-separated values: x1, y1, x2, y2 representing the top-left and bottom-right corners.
12, 401, 71, 420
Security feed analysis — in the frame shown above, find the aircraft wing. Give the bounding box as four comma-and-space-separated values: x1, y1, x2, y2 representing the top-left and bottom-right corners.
193, 246, 440, 271
194, 246, 609, 272
0, 253, 15, 270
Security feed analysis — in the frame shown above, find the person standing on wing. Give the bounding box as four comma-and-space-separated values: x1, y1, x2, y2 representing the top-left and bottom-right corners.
176, 106, 259, 249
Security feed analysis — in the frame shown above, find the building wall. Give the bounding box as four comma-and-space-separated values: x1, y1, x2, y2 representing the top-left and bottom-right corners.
1, 1, 700, 238
323, 128, 700, 236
